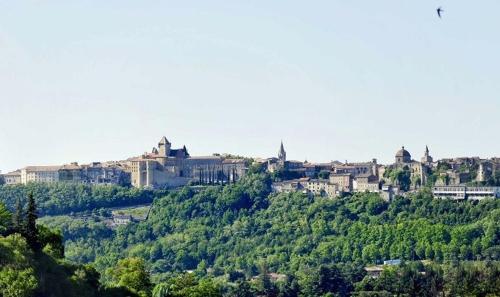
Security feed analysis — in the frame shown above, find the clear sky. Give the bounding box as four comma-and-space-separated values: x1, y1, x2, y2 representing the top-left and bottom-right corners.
1, 0, 499, 172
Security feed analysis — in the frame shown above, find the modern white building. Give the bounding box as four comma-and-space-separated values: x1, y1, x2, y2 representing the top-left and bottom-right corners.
432, 186, 500, 200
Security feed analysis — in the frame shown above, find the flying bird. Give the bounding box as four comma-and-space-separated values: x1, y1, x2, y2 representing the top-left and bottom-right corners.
437, 7, 444, 18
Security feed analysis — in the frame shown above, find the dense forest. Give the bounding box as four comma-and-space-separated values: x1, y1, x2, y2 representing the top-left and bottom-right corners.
1, 172, 499, 296
0, 183, 164, 216
0, 193, 148, 296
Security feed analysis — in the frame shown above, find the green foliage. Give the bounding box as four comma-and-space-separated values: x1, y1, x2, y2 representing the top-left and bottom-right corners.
0, 234, 37, 297
387, 167, 411, 191
0, 182, 163, 216
2, 172, 497, 296
297, 264, 357, 297
0, 202, 11, 234
24, 193, 39, 250
12, 198, 23, 233
0, 194, 115, 297
0, 267, 38, 297
48, 174, 500, 281
107, 257, 152, 297
271, 169, 303, 182
36, 174, 500, 292
356, 261, 500, 297
443, 261, 500, 296
317, 170, 331, 180
153, 274, 222, 297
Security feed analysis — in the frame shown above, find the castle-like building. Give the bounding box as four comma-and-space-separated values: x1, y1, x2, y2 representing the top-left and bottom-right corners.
129, 137, 247, 188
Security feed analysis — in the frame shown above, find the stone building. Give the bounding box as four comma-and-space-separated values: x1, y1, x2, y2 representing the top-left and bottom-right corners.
266, 142, 310, 177
2, 170, 21, 185
330, 173, 353, 192
271, 178, 307, 194
4, 162, 130, 186
477, 159, 500, 183
81, 162, 130, 185
333, 159, 378, 178
354, 174, 380, 192
395, 146, 412, 164
391, 146, 432, 188
304, 179, 338, 198
21, 166, 60, 184
129, 136, 247, 188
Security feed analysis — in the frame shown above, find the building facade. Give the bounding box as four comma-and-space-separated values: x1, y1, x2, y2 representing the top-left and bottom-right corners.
21, 166, 60, 184
3, 162, 130, 186
2, 170, 22, 185
129, 137, 247, 188
330, 173, 353, 193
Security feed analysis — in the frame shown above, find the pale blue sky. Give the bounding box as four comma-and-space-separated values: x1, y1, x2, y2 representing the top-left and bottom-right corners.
1, 1, 499, 172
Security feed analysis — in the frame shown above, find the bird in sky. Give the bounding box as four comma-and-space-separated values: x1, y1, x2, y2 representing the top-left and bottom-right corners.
437, 7, 444, 18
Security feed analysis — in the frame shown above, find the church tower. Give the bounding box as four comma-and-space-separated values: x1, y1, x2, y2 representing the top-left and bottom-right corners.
278, 141, 286, 163
158, 136, 171, 157
421, 145, 433, 164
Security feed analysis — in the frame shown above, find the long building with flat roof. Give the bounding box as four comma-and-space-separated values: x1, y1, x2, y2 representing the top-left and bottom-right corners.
432, 186, 500, 200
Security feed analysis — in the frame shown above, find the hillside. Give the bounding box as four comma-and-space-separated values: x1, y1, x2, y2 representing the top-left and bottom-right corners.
33, 172, 500, 296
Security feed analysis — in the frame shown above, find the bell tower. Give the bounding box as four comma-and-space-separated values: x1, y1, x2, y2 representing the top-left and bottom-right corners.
158, 136, 171, 157
278, 141, 286, 163
421, 145, 433, 164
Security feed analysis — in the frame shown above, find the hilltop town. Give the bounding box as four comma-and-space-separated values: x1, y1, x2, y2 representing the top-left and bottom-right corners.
1, 136, 499, 200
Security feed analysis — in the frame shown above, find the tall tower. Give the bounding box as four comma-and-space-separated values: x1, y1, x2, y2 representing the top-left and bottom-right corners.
158, 136, 171, 157
421, 145, 433, 164
278, 141, 286, 163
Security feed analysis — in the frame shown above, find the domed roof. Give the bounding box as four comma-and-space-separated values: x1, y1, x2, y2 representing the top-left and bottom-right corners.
395, 146, 411, 158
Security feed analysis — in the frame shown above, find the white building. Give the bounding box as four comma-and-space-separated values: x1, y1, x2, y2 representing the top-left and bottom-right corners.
21, 166, 61, 184
2, 170, 22, 185
432, 186, 500, 200
304, 179, 338, 198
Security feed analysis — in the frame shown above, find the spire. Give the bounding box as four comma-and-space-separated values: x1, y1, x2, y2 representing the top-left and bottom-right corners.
158, 136, 171, 157
421, 145, 433, 164
159, 136, 171, 145
278, 140, 286, 162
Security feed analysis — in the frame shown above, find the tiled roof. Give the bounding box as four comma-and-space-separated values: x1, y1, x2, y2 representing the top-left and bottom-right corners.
23, 166, 61, 172
3, 170, 21, 176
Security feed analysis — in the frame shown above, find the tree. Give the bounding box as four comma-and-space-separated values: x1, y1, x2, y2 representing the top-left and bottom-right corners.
24, 193, 39, 250
318, 170, 331, 180
230, 280, 254, 297
108, 257, 151, 297
0, 202, 11, 234
0, 267, 38, 297
0, 234, 38, 297
152, 283, 171, 297
38, 225, 64, 259
12, 198, 23, 233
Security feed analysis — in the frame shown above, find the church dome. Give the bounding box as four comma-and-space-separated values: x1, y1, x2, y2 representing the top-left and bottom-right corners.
395, 146, 411, 158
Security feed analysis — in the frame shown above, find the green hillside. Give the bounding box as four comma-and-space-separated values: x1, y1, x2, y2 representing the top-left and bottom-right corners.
2, 172, 499, 296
